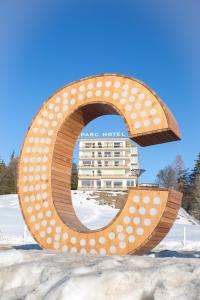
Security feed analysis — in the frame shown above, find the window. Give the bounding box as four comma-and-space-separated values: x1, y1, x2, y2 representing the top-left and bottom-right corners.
114, 181, 123, 187
85, 143, 92, 148
97, 152, 102, 157
97, 160, 102, 166
97, 170, 102, 176
97, 142, 102, 148
114, 142, 122, 148
114, 160, 120, 166
114, 151, 121, 157
127, 180, 135, 187
104, 151, 111, 157
105, 181, 112, 187
82, 160, 92, 166
104, 161, 109, 166
96, 181, 101, 187
82, 180, 93, 187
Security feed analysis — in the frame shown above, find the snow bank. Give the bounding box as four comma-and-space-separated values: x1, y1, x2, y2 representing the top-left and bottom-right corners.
0, 249, 200, 300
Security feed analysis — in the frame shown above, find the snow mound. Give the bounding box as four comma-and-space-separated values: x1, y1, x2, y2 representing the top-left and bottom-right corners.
0, 249, 200, 300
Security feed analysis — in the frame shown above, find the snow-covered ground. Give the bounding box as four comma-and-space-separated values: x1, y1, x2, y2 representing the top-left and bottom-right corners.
0, 192, 200, 299
0, 249, 200, 300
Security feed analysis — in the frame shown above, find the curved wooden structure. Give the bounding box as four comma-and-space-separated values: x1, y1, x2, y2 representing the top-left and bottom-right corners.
18, 74, 182, 255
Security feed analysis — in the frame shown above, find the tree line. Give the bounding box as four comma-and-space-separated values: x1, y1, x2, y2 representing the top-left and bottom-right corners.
1, 151, 200, 221
0, 153, 78, 194
156, 153, 200, 221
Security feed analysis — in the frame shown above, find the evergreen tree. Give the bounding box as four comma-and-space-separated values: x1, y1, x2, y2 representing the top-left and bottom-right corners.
188, 153, 200, 220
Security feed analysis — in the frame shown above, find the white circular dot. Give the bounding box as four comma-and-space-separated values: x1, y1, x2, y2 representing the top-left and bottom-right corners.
154, 197, 160, 204
110, 245, 116, 253
144, 120, 151, 127
50, 219, 56, 226
34, 223, 40, 230
133, 217, 140, 225
71, 237, 77, 244
126, 226, 133, 234
137, 227, 144, 235
132, 196, 140, 203
55, 234, 60, 241
129, 206, 136, 214
63, 232, 68, 240
99, 248, 106, 255
154, 118, 161, 124
125, 105, 132, 111
46, 211, 52, 218
95, 90, 102, 96
27, 206, 32, 213
30, 215, 35, 222
46, 227, 52, 234
105, 81, 111, 87
51, 119, 58, 126
129, 235, 135, 243
87, 82, 94, 89
139, 207, 146, 215
145, 100, 152, 107
56, 226, 61, 233
118, 233, 125, 240
79, 85, 85, 92
134, 121, 141, 129
114, 81, 120, 88
99, 236, 106, 244
35, 204, 41, 210
119, 242, 126, 249
55, 97, 61, 103
131, 87, 138, 94
71, 88, 77, 95
143, 196, 150, 204
120, 98, 126, 104
131, 112, 137, 119
63, 92, 68, 98
150, 108, 157, 115
89, 239, 96, 246
122, 91, 128, 97
70, 99, 76, 105
80, 239, 86, 246
104, 90, 110, 97
112, 92, 119, 100
150, 208, 157, 215
40, 231, 45, 238
116, 225, 123, 232
62, 245, 68, 252
48, 113, 54, 120
42, 220, 47, 227
129, 96, 135, 102
70, 247, 77, 253
80, 249, 87, 254
96, 81, 102, 88
108, 232, 115, 240
138, 93, 145, 100
123, 216, 130, 224
86, 91, 93, 98
57, 112, 63, 119
47, 237, 52, 244
135, 102, 141, 109
78, 94, 84, 101
144, 218, 151, 226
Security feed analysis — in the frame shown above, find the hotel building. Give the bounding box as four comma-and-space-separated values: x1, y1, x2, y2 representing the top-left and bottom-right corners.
77, 135, 143, 190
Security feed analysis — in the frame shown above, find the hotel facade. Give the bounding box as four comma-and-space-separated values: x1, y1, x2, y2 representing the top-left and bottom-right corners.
77, 132, 142, 190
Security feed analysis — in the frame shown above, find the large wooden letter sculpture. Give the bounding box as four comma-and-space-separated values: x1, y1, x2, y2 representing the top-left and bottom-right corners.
18, 74, 182, 255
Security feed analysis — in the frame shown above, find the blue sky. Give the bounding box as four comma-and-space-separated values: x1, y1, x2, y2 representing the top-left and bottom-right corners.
0, 0, 200, 183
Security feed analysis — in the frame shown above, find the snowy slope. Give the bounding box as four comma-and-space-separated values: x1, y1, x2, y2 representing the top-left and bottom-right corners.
0, 193, 200, 251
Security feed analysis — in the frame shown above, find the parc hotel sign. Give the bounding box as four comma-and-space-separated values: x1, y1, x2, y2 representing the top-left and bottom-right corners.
80, 131, 127, 138
18, 74, 182, 255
